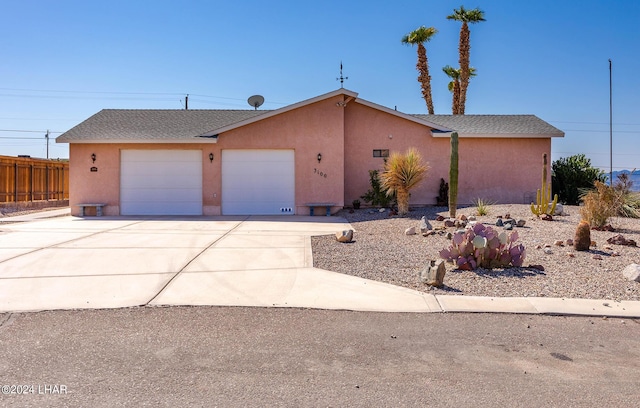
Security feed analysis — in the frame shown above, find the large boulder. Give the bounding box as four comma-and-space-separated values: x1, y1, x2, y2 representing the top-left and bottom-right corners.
335, 230, 354, 243
622, 264, 640, 283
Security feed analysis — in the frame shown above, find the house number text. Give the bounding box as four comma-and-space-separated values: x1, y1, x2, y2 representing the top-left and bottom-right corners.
314, 168, 327, 178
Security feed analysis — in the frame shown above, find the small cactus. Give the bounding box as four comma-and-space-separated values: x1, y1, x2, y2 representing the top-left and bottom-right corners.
531, 153, 558, 217
574, 221, 591, 251
448, 132, 459, 218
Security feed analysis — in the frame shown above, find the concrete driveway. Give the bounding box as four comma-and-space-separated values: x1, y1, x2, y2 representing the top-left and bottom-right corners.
0, 215, 437, 313
2, 214, 640, 317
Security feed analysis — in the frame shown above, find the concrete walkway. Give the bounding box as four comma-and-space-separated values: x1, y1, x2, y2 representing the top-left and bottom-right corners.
0, 212, 639, 317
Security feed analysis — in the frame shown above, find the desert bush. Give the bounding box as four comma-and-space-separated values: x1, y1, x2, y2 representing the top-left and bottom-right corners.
614, 171, 640, 218
580, 181, 620, 227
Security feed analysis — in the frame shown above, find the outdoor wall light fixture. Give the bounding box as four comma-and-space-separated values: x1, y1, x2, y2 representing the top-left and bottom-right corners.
91, 153, 96, 163
317, 153, 322, 163
209, 153, 214, 163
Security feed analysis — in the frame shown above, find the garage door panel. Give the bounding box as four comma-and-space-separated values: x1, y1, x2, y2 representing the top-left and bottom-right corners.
222, 150, 294, 215
223, 187, 291, 202
122, 162, 201, 176
121, 188, 201, 202
123, 201, 202, 216
121, 150, 202, 215
121, 175, 202, 190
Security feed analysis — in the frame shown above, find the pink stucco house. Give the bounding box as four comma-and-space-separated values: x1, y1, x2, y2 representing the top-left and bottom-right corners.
56, 88, 564, 216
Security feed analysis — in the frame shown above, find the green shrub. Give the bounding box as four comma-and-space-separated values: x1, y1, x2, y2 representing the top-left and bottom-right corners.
552, 154, 606, 205
361, 170, 395, 208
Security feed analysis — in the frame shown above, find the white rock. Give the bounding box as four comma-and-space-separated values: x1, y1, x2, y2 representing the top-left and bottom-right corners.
554, 203, 564, 216
419, 216, 432, 233
336, 230, 354, 243
379, 208, 386, 213
404, 226, 416, 235
622, 263, 640, 283
543, 248, 553, 255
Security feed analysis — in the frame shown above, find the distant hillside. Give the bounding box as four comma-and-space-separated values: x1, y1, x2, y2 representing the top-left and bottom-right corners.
607, 170, 640, 192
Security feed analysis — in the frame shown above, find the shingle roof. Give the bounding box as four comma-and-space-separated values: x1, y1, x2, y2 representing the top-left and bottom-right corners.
56, 109, 269, 142
412, 114, 564, 136
56, 106, 563, 143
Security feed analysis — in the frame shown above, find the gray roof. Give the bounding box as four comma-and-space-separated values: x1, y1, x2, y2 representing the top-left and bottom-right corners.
57, 108, 563, 143
56, 109, 269, 142
413, 114, 564, 136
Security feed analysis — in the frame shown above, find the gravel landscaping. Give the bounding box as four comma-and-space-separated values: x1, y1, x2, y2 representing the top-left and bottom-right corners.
312, 204, 640, 301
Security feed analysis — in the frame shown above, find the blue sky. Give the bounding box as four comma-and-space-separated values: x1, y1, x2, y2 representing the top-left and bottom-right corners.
1, 0, 638, 171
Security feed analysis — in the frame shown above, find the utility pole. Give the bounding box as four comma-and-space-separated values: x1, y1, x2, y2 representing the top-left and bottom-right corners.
185, 94, 189, 110
45, 129, 50, 159
609, 59, 613, 186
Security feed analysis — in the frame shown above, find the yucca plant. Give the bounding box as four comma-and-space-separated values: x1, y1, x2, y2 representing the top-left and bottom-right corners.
473, 198, 495, 216
379, 148, 429, 216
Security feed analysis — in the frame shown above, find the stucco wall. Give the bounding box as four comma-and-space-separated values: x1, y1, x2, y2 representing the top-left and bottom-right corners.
68, 96, 346, 216
218, 95, 345, 215
344, 102, 552, 207
69, 144, 217, 216
68, 95, 553, 216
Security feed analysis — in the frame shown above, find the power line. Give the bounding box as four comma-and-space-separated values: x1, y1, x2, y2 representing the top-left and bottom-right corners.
562, 129, 638, 133
549, 120, 640, 126
0, 87, 184, 96
0, 87, 290, 105
0, 129, 62, 133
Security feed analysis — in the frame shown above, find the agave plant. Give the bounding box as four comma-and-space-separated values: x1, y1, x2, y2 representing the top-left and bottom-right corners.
439, 223, 526, 270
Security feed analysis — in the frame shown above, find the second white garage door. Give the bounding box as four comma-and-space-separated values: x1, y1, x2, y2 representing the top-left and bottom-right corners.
222, 150, 295, 215
120, 150, 202, 215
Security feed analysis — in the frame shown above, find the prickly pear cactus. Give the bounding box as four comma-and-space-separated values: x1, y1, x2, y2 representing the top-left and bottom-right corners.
439, 223, 526, 270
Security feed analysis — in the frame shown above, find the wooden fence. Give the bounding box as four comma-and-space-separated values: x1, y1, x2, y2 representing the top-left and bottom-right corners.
0, 155, 69, 203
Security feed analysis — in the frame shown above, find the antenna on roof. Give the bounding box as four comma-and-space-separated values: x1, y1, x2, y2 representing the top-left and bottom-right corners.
336, 61, 348, 88
247, 95, 265, 110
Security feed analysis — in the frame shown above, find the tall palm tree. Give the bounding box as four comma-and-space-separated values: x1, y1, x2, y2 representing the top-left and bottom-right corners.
402, 26, 438, 114
447, 6, 485, 114
379, 148, 430, 216
443, 65, 477, 114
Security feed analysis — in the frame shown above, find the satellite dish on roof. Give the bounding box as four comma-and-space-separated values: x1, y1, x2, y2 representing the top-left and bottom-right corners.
247, 95, 264, 110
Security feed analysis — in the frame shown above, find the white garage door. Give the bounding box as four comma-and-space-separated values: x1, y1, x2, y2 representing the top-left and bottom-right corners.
222, 150, 295, 215
120, 150, 202, 215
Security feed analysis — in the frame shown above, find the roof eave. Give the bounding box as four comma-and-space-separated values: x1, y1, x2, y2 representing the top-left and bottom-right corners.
56, 138, 218, 144
200, 88, 359, 137
430, 132, 565, 138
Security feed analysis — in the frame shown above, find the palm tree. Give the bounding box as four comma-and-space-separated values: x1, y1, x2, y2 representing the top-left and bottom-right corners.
447, 6, 485, 114
379, 148, 430, 216
442, 65, 477, 114
402, 26, 438, 114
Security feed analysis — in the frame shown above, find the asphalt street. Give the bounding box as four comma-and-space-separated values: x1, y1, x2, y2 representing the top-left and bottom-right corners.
0, 307, 639, 407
